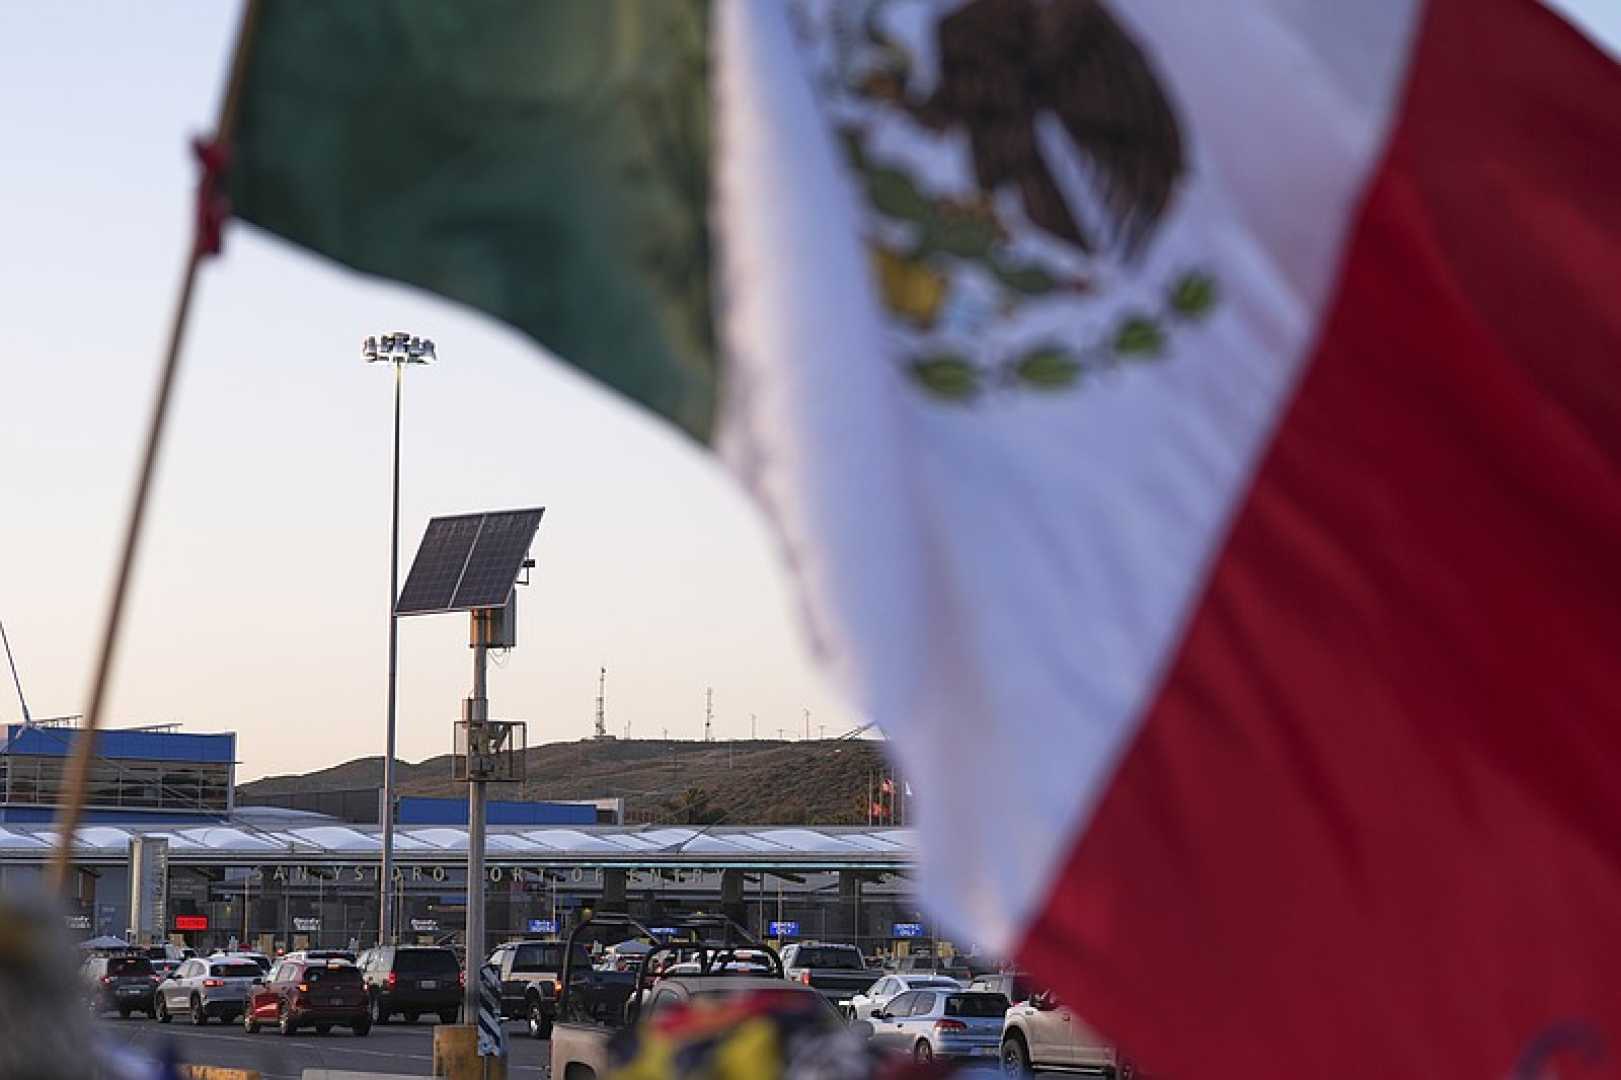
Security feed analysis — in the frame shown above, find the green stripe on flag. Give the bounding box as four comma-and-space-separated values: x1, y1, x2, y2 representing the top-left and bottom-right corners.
230, 0, 717, 439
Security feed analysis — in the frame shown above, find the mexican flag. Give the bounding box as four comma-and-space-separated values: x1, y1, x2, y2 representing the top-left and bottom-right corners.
228, 1, 1621, 1075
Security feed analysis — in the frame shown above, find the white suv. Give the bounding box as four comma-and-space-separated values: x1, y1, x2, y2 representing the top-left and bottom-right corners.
1000, 989, 1130, 1077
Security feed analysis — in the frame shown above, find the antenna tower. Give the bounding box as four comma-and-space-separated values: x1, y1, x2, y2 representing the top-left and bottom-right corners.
704, 687, 714, 742
594, 666, 608, 739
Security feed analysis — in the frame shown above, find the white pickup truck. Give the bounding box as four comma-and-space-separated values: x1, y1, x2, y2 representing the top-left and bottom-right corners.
549, 914, 840, 1080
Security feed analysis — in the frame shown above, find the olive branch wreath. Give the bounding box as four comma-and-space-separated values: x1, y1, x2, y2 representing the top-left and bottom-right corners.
907, 268, 1219, 402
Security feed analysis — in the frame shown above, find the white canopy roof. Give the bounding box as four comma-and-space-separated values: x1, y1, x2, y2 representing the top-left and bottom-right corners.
0, 821, 915, 870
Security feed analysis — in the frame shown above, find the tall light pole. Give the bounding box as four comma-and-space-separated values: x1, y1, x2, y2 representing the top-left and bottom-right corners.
364, 331, 435, 946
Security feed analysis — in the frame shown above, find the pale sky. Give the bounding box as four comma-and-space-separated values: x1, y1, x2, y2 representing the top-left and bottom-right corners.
2, 3, 1616, 782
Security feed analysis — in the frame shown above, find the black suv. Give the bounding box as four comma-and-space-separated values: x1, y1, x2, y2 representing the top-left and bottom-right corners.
83, 954, 160, 1018
355, 945, 462, 1025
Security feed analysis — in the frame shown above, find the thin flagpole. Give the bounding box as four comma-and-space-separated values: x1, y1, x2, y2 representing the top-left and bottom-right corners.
48, 0, 263, 892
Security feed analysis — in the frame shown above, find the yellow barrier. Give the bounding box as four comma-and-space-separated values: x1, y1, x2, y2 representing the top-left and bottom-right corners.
177, 1067, 261, 1080
434, 1023, 507, 1080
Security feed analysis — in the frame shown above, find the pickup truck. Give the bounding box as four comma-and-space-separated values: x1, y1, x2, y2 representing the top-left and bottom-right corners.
550, 914, 811, 1080
486, 939, 593, 1039
779, 942, 873, 1012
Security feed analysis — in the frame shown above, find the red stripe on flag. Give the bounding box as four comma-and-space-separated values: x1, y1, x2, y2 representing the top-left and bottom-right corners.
1018, 1, 1621, 1077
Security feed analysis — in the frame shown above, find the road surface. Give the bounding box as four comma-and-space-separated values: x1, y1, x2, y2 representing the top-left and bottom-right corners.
94, 1014, 550, 1078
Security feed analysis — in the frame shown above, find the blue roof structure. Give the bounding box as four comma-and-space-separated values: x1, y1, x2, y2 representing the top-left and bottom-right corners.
1, 724, 235, 763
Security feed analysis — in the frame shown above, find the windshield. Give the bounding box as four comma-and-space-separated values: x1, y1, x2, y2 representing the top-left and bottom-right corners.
305, 966, 362, 985
793, 946, 864, 969
107, 957, 154, 976
396, 949, 459, 975
211, 963, 262, 979
946, 993, 1010, 1017
512, 943, 592, 973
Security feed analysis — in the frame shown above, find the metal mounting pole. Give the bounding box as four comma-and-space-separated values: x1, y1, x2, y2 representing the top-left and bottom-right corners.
381, 358, 403, 946
465, 609, 491, 1024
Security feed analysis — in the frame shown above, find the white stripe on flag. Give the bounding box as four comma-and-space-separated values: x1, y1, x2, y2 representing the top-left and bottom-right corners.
714, 0, 1420, 956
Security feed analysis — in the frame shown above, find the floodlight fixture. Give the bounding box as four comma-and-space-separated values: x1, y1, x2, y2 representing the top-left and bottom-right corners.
364, 331, 435, 365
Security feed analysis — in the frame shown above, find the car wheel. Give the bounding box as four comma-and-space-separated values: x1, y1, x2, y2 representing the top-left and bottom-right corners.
370, 995, 389, 1025
244, 1014, 260, 1034
191, 996, 208, 1025
1001, 1034, 1032, 1077
118, 1006, 131, 1020
440, 1010, 462, 1026
404, 1010, 420, 1024
316, 1024, 332, 1035
353, 1018, 371, 1037
914, 1041, 934, 1064
154, 996, 171, 1024
278, 1004, 297, 1037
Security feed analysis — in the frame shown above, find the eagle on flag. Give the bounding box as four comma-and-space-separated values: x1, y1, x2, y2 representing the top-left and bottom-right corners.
906, 0, 1187, 260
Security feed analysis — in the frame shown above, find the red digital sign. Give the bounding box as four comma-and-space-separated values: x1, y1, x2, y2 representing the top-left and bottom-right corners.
174, 915, 209, 931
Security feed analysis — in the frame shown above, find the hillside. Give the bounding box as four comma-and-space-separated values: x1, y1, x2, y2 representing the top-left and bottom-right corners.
238, 737, 894, 826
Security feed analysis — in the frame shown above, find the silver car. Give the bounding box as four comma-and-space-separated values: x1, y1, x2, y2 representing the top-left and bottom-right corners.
155, 955, 263, 1024
868, 988, 1009, 1064
848, 974, 963, 1021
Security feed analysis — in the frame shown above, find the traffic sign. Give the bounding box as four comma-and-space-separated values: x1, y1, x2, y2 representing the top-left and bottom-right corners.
769, 920, 800, 937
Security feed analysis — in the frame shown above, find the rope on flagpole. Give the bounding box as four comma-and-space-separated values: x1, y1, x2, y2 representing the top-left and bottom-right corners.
48, 0, 263, 893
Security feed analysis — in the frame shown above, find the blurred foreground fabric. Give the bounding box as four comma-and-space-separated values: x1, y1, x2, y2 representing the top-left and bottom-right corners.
228, 1, 1621, 1075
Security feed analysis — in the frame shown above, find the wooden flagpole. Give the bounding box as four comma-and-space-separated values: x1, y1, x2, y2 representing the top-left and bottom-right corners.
48, 0, 263, 893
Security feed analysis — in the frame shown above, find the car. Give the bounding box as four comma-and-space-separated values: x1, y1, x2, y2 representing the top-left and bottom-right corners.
893, 954, 974, 981
213, 950, 272, 975
778, 941, 872, 1011
867, 988, 1009, 1064
281, 949, 356, 965
83, 954, 160, 1018
968, 971, 1038, 1003
138, 943, 187, 964
154, 954, 262, 1024
1000, 988, 1131, 1077
847, 973, 964, 1021
356, 944, 462, 1025
551, 913, 825, 1080
244, 957, 370, 1037
556, 974, 838, 1078
488, 938, 597, 1040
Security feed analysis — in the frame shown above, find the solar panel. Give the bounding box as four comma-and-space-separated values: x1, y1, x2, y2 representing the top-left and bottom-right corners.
396, 508, 544, 616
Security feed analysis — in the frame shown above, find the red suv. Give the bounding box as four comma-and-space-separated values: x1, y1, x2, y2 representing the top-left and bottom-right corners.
244, 958, 370, 1037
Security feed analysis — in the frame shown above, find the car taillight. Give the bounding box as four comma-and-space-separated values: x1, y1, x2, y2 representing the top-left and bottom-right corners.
203, 978, 224, 988
799, 970, 813, 985
297, 983, 310, 993
100, 976, 114, 985
458, 970, 465, 989
386, 972, 397, 989
934, 1019, 968, 1032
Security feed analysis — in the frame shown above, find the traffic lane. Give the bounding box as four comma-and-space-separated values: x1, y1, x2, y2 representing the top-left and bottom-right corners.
94, 1015, 549, 1079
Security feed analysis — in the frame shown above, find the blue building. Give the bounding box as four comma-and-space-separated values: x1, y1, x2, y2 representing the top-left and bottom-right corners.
0, 722, 235, 824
